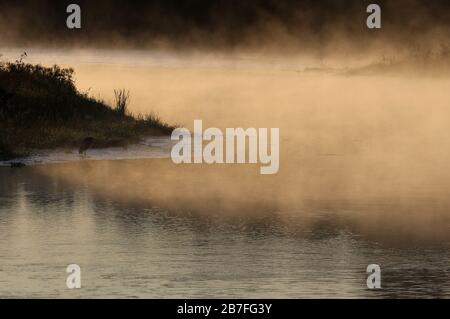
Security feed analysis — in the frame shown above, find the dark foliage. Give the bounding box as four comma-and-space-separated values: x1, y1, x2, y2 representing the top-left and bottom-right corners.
0, 58, 174, 160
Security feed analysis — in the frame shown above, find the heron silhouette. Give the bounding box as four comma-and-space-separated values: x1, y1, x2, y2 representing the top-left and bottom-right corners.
79, 137, 94, 156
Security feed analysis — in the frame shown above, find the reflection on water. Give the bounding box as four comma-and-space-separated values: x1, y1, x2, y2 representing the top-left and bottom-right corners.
0, 161, 449, 298
0, 136, 173, 167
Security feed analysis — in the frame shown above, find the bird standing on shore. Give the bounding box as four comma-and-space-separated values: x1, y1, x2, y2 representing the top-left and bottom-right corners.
79, 137, 94, 156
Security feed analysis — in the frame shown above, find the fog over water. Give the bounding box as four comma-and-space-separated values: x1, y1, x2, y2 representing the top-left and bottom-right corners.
1, 44, 450, 297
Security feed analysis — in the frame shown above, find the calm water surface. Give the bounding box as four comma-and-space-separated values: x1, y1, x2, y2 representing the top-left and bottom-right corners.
0, 161, 449, 298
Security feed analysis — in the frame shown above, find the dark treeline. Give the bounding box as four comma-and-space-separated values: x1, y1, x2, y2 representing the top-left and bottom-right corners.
0, 0, 449, 51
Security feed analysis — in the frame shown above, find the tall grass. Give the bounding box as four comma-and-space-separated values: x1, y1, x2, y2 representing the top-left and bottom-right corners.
114, 89, 130, 116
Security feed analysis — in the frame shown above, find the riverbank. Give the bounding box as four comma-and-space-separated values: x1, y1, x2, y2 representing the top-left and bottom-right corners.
0, 56, 175, 160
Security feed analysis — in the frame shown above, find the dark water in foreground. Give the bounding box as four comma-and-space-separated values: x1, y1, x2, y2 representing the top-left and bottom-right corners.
0, 161, 449, 298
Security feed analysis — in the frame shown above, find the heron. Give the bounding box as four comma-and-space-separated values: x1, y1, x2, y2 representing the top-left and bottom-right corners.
79, 137, 94, 156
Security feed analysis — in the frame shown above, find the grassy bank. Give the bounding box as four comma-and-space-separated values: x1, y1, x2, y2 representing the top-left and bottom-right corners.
347, 44, 450, 76
0, 55, 175, 160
